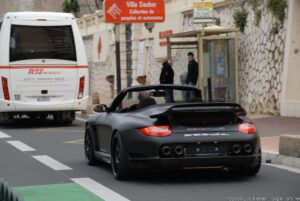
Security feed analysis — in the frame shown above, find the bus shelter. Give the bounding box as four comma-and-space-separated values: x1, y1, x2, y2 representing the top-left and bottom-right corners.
167, 26, 239, 103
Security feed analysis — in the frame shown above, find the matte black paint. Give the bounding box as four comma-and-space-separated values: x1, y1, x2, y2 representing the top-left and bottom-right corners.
86, 85, 261, 171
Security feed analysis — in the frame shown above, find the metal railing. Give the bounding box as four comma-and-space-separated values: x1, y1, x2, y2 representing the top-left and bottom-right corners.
0, 178, 24, 201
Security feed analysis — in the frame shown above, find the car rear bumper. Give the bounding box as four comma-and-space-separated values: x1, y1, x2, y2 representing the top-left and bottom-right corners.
128, 154, 260, 169
120, 129, 261, 170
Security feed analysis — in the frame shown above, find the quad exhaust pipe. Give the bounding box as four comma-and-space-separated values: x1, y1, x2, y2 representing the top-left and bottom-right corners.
232, 143, 253, 155
243, 143, 253, 154
161, 145, 171, 156
174, 145, 184, 156
232, 144, 241, 154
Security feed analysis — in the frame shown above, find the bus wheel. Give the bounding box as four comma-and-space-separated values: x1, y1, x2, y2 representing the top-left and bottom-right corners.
0, 113, 15, 125
54, 111, 75, 124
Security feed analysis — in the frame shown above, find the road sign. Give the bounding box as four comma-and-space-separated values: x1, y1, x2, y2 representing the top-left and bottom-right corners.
104, 0, 165, 23
193, 0, 214, 23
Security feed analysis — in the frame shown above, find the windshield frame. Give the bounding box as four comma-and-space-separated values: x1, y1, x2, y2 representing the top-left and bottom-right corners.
109, 85, 202, 112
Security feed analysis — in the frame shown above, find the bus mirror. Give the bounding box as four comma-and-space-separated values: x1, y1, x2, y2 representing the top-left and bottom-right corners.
93, 104, 108, 113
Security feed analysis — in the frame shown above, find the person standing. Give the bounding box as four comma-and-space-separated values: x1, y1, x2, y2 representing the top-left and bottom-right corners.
159, 58, 174, 103
159, 57, 174, 84
185, 52, 199, 101
185, 52, 198, 86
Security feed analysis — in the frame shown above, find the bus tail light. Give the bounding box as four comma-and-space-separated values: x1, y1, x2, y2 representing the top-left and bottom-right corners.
78, 76, 85, 99
2, 77, 10, 101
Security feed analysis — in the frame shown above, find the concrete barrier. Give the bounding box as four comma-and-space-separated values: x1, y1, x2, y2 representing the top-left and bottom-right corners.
279, 134, 300, 158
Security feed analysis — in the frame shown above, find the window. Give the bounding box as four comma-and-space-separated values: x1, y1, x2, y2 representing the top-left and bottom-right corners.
10, 25, 77, 62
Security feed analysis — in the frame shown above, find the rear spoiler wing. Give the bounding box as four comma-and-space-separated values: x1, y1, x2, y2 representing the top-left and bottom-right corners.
150, 103, 247, 118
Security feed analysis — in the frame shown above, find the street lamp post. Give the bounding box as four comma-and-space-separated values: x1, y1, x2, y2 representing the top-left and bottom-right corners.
114, 24, 121, 93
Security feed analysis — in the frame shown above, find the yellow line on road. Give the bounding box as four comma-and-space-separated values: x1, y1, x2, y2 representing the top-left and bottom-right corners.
63, 139, 84, 144
35, 128, 83, 133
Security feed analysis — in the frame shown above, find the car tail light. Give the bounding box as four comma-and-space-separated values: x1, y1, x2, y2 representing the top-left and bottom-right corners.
238, 123, 256, 134
138, 125, 172, 137
78, 76, 85, 99
2, 77, 10, 101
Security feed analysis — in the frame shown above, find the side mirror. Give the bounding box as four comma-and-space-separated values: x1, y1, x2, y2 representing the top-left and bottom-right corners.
93, 104, 109, 113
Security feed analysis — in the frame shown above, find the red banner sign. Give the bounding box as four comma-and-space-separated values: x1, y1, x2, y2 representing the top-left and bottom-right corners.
159, 30, 172, 39
104, 0, 165, 23
159, 41, 168, 46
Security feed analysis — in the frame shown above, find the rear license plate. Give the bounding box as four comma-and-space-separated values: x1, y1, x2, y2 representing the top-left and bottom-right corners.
187, 144, 220, 156
37, 96, 50, 102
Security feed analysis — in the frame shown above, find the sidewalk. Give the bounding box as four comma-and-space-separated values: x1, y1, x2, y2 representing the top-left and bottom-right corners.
251, 115, 300, 169
251, 115, 300, 152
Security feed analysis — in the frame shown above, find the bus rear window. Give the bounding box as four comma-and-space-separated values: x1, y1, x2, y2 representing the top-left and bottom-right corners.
10, 25, 77, 62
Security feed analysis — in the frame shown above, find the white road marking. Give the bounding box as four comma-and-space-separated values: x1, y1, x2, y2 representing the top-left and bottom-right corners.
75, 117, 87, 122
0, 131, 11, 139
33, 155, 72, 171
263, 163, 300, 175
262, 149, 279, 154
71, 178, 130, 201
7, 140, 36, 152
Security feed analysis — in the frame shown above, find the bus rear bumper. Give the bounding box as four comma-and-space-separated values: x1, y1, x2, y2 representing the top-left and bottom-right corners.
0, 96, 88, 112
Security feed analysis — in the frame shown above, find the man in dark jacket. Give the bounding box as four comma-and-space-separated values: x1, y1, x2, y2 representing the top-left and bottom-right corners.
159, 58, 174, 84
185, 52, 199, 101
159, 58, 174, 103
185, 52, 199, 85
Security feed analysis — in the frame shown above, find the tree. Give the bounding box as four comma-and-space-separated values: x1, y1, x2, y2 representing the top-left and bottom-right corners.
94, 0, 103, 10
62, 0, 80, 17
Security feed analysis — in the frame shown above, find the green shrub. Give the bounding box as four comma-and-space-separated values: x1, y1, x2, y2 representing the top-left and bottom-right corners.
233, 9, 248, 33
270, 22, 280, 35
251, 0, 258, 11
214, 17, 221, 26
62, 0, 80, 16
267, 0, 287, 24
255, 9, 262, 26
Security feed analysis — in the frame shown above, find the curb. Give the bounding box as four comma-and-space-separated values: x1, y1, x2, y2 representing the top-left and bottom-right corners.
262, 150, 300, 170
76, 113, 300, 171
75, 112, 91, 121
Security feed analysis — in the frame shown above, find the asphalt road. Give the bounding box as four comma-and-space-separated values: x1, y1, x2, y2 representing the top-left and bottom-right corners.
0, 118, 300, 201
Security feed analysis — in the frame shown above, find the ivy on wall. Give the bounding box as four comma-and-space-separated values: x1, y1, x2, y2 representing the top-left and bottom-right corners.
267, 0, 287, 35
255, 9, 262, 27
267, 0, 287, 24
233, 9, 248, 33
214, 17, 221, 26
62, 0, 80, 16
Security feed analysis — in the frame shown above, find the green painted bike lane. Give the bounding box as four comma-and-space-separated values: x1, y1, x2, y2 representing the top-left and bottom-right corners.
15, 183, 104, 201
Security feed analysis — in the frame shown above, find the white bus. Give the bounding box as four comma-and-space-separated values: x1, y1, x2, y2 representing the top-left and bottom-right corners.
0, 12, 89, 124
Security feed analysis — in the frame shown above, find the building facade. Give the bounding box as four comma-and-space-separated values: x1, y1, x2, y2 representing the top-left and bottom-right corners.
1, 0, 298, 117
0, 0, 98, 18
77, 0, 300, 117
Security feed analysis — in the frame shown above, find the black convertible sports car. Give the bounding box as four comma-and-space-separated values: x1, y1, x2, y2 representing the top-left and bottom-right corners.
84, 85, 261, 180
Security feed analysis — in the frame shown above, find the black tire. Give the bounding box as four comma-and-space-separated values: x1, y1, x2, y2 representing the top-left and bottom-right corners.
84, 129, 98, 166
39, 114, 48, 120
230, 152, 261, 176
62, 120, 73, 125
111, 132, 131, 180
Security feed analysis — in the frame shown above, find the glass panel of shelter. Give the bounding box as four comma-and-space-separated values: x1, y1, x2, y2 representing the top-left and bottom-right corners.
202, 39, 236, 103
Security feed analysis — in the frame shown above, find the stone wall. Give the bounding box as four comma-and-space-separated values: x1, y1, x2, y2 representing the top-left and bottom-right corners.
214, 0, 288, 115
